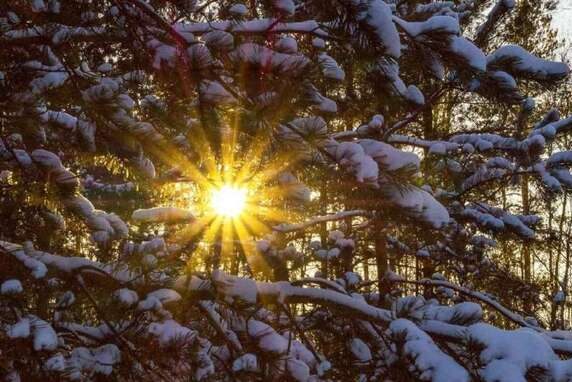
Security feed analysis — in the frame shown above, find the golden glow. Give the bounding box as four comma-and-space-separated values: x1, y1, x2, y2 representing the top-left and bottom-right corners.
145, 100, 306, 277
210, 185, 247, 217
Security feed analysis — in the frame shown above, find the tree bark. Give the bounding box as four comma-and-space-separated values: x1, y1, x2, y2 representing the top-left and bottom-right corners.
374, 220, 389, 302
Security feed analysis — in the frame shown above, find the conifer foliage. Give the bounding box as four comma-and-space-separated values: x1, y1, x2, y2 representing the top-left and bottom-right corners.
1, 0, 571, 380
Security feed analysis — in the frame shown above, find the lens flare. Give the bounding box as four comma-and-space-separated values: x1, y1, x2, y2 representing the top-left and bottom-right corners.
210, 185, 247, 217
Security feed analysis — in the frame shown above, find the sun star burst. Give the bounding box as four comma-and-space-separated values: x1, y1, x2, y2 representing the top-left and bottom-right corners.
210, 185, 248, 218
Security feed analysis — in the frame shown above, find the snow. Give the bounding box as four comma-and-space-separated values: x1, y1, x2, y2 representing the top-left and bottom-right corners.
137, 295, 162, 312
23, 149, 127, 245
6, 318, 30, 339
502, 212, 535, 238
45, 354, 65, 371
328, 229, 344, 242
394, 15, 459, 38
312, 37, 326, 49
56, 291, 76, 309
3, 1, 572, 380
450, 132, 545, 155
286, 358, 310, 381
415, 2, 456, 15
97, 62, 112, 72
423, 302, 483, 324
256, 239, 272, 253
194, 271, 394, 323
30, 71, 68, 94
131, 207, 194, 223
185, 44, 213, 71
146, 39, 178, 69
248, 319, 289, 353
317, 360, 331, 376
386, 187, 450, 228
199, 80, 236, 105
467, 323, 558, 381
552, 168, 572, 188
142, 254, 158, 268
406, 85, 425, 105
273, 0, 295, 16
146, 288, 182, 305
148, 319, 197, 346
318, 53, 345, 81
369, 114, 384, 130
344, 272, 361, 286
277, 172, 311, 202
389, 319, 470, 381
547, 151, 572, 166
554, 291, 566, 304
489, 70, 517, 90
551, 359, 572, 382
333, 141, 379, 183
486, 157, 514, 170
83, 176, 134, 193
30, 316, 58, 351
233, 353, 258, 372
67, 344, 121, 378
212, 270, 258, 304
488, 45, 570, 82
8, 241, 134, 283
229, 3, 248, 16
230, 43, 310, 75
448, 36, 487, 72
133, 156, 156, 178
177, 18, 326, 37
1, 279, 23, 295
203, 30, 234, 51
113, 288, 139, 306
461, 206, 503, 230
429, 142, 447, 155
350, 338, 372, 362
31, 0, 47, 12
376, 59, 423, 103
3, 370, 19, 382
327, 248, 341, 258
357, 0, 401, 59
273, 210, 368, 233
276, 36, 298, 53
2, 241, 48, 279
523, 96, 535, 111
459, 203, 538, 238
308, 87, 338, 113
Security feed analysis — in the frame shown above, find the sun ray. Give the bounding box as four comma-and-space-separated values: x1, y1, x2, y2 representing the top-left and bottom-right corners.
220, 218, 235, 261
236, 143, 301, 185
202, 214, 224, 245
234, 136, 273, 184
181, 119, 225, 185
239, 213, 271, 238
168, 108, 313, 275
172, 214, 216, 245
233, 217, 272, 276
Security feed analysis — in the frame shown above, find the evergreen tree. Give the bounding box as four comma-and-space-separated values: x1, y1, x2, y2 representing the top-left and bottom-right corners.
1, 0, 572, 380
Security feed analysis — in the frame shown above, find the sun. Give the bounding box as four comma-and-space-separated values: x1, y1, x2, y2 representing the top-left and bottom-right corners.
210, 185, 248, 218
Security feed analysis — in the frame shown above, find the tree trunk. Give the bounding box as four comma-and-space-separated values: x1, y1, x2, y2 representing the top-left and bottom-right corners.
342, 216, 353, 273
375, 220, 389, 302
522, 175, 531, 283
421, 104, 435, 298
319, 182, 329, 278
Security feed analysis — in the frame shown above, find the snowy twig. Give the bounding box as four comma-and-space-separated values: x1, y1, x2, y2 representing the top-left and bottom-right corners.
272, 210, 370, 233
391, 278, 537, 330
